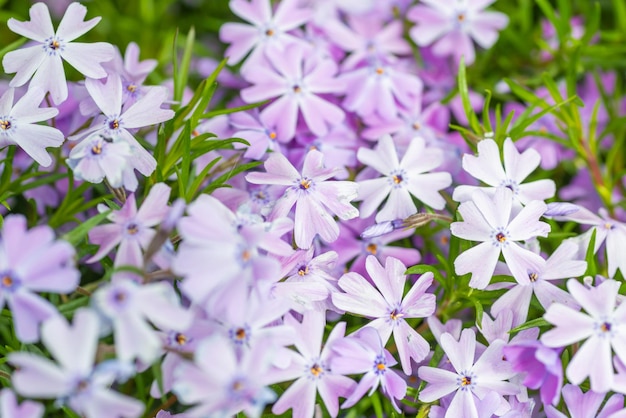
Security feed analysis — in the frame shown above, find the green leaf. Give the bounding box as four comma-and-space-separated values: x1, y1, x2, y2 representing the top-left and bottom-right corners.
61, 210, 112, 247
406, 264, 446, 289
584, 229, 597, 276
202, 160, 261, 195
457, 58, 480, 133
509, 317, 552, 334
201, 100, 269, 119
173, 26, 195, 106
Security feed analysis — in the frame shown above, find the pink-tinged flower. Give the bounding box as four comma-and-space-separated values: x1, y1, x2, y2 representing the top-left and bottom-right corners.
245, 150, 359, 249
418, 329, 519, 418
542, 279, 626, 393
70, 73, 174, 177
546, 205, 626, 279
544, 384, 624, 418
408, 0, 509, 65
229, 109, 285, 160
0, 87, 64, 167
451, 187, 550, 289
173, 194, 293, 304
108, 42, 158, 106
332, 255, 435, 374
356, 135, 452, 222
219, 0, 312, 68
9, 309, 144, 418
271, 312, 357, 418
240, 44, 345, 140
0, 215, 79, 343
453, 137, 556, 206
322, 14, 411, 70
0, 389, 44, 418
340, 61, 423, 122
172, 335, 280, 418
503, 340, 563, 406
491, 241, 586, 326
331, 327, 407, 413
2, 2, 115, 104
88, 183, 172, 276
67, 132, 136, 190
92, 279, 192, 364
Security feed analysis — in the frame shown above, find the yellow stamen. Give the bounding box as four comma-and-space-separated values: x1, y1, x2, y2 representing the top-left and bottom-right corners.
310, 364, 322, 376
0, 120, 10, 130
366, 243, 377, 255
1, 276, 12, 287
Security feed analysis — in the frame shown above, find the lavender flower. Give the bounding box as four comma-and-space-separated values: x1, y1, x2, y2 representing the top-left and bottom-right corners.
408, 0, 509, 65
3, 2, 115, 104
331, 327, 407, 413
418, 329, 519, 417
9, 309, 144, 418
451, 187, 550, 289
0, 214, 79, 342
0, 87, 64, 167
544, 384, 624, 418
246, 150, 359, 249
271, 312, 357, 418
0, 389, 44, 418
453, 137, 556, 206
542, 278, 626, 393
332, 255, 435, 374
356, 134, 452, 222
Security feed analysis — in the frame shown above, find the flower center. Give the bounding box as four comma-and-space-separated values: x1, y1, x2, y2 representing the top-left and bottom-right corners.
461, 376, 471, 386
91, 142, 103, 155
601, 322, 611, 332
605, 222, 615, 230
310, 363, 323, 377
392, 174, 403, 184
265, 28, 274, 36
375, 67, 384, 75
268, 131, 277, 139
236, 328, 246, 340
109, 119, 120, 130
297, 265, 309, 276
175, 333, 187, 345
457, 13, 465, 22
293, 85, 302, 93
126, 223, 139, 235
49, 39, 60, 50
1, 275, 12, 287
529, 272, 538, 282
496, 232, 506, 242
412, 122, 421, 130
389, 308, 404, 321
0, 119, 11, 131
127, 84, 137, 93
366, 243, 378, 255
373, 355, 387, 375
299, 179, 312, 190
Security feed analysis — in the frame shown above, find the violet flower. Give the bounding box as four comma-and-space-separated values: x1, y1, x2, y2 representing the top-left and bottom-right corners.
9, 309, 144, 418
332, 255, 436, 374
541, 278, 626, 393
0, 87, 64, 167
418, 329, 519, 417
544, 384, 624, 418
408, 0, 509, 65
356, 134, 452, 222
271, 312, 357, 418
0, 214, 79, 343
331, 327, 407, 413
451, 187, 550, 289
503, 340, 563, 406
245, 150, 359, 249
3, 2, 115, 104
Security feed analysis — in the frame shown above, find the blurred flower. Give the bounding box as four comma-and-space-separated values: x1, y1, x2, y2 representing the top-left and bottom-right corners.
0, 389, 44, 418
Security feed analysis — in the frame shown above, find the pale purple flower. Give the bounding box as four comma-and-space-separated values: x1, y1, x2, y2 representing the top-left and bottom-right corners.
271, 312, 357, 418
544, 384, 624, 418
357, 134, 452, 222
0, 214, 79, 343
0, 87, 64, 167
340, 61, 423, 122
418, 329, 519, 418
451, 187, 550, 289
229, 109, 284, 159
0, 389, 43, 418
408, 0, 509, 65
92, 279, 192, 364
9, 309, 144, 418
173, 193, 293, 303
3, 2, 115, 104
240, 45, 345, 140
332, 255, 436, 374
331, 327, 407, 413
70, 73, 174, 177
109, 42, 158, 106
542, 278, 626, 393
503, 340, 563, 406
491, 240, 586, 326
547, 205, 626, 279
67, 132, 136, 190
219, 0, 312, 68
453, 137, 556, 206
172, 335, 279, 418
245, 150, 359, 249
88, 183, 172, 276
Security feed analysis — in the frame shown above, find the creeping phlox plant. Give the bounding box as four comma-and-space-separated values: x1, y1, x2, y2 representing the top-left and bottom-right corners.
1, 0, 626, 417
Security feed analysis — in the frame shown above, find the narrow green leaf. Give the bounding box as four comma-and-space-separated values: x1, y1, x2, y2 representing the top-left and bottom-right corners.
61, 210, 112, 247
201, 100, 269, 119
509, 318, 551, 334
584, 229, 597, 276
